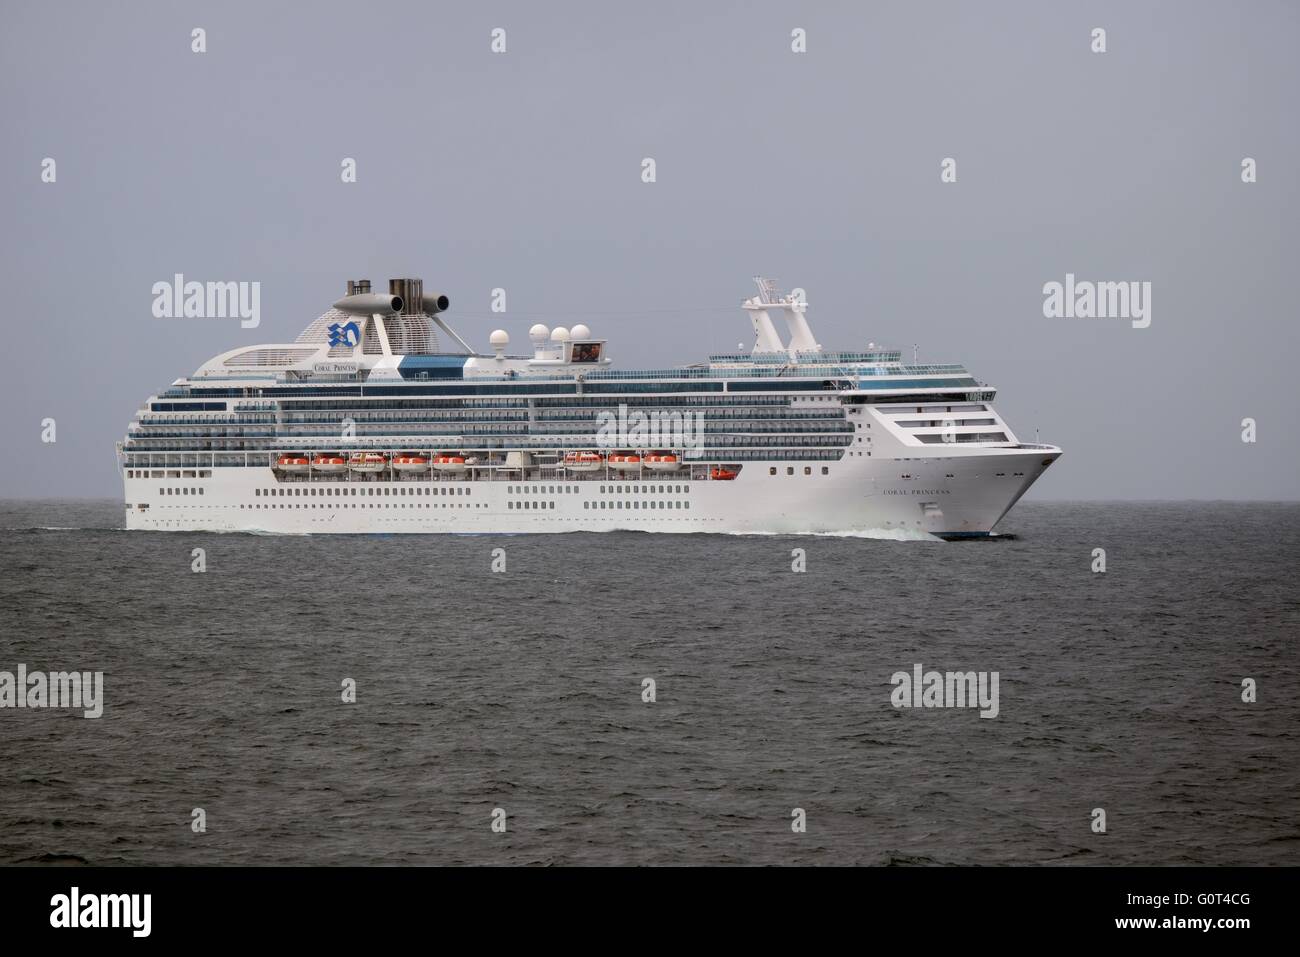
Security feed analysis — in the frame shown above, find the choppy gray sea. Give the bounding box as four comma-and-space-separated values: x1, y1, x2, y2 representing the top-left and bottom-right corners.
0, 500, 1296, 865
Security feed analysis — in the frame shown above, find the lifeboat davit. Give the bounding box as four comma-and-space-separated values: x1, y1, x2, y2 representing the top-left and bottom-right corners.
347, 452, 388, 473
564, 451, 605, 472
311, 454, 348, 474
432, 454, 468, 473
608, 453, 641, 471
393, 454, 430, 473
710, 466, 740, 481
276, 454, 310, 474
644, 453, 681, 472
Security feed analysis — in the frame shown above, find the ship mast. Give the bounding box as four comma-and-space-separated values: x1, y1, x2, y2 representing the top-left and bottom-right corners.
742, 277, 821, 360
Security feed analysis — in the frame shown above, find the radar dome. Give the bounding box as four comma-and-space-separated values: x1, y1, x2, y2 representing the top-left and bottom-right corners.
489, 329, 509, 347
570, 323, 591, 339
550, 326, 570, 342
528, 324, 550, 342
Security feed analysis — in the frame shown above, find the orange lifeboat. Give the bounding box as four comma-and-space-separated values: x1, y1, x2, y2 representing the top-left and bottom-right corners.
608, 453, 641, 471
644, 453, 681, 472
432, 454, 468, 473
276, 454, 310, 474
564, 451, 605, 472
311, 454, 348, 474
710, 466, 739, 481
393, 454, 430, 473
347, 452, 388, 473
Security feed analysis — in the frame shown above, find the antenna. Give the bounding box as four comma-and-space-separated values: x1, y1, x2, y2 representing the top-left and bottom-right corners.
913, 343, 919, 364
753, 276, 780, 304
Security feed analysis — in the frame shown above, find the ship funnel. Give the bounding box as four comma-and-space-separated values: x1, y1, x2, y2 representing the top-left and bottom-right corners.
346, 279, 372, 295
386, 279, 450, 315
390, 278, 425, 316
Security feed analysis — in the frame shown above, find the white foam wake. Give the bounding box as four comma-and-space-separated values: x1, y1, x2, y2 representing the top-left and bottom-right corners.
814, 527, 944, 541
721, 527, 944, 542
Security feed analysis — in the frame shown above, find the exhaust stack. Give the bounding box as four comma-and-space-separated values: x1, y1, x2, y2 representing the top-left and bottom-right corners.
388, 278, 451, 316
333, 291, 403, 316
389, 278, 425, 317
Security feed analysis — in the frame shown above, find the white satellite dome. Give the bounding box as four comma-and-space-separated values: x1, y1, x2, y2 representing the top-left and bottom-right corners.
550, 326, 570, 342
528, 323, 550, 342
489, 329, 509, 347
570, 323, 591, 340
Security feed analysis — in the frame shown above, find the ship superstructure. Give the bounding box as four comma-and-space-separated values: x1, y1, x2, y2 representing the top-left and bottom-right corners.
118, 277, 1060, 535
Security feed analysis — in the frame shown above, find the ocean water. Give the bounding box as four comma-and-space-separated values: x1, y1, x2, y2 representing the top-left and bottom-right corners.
0, 500, 1296, 866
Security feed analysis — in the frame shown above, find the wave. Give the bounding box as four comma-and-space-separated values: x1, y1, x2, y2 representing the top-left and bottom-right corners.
721, 527, 944, 542
0, 526, 121, 532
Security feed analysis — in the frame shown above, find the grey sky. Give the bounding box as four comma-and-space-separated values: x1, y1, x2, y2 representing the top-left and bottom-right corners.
2, 0, 1296, 499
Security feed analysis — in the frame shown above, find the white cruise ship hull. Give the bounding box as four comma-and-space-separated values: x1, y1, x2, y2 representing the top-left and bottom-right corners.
123, 446, 1059, 537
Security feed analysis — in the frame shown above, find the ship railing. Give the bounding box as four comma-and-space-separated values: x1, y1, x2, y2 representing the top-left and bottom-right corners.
263, 461, 730, 484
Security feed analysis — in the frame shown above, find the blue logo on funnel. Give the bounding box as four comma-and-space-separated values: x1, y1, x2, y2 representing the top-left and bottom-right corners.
327, 321, 361, 347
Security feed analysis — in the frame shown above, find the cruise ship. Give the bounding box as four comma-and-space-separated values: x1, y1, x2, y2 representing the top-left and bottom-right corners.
118, 277, 1060, 536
